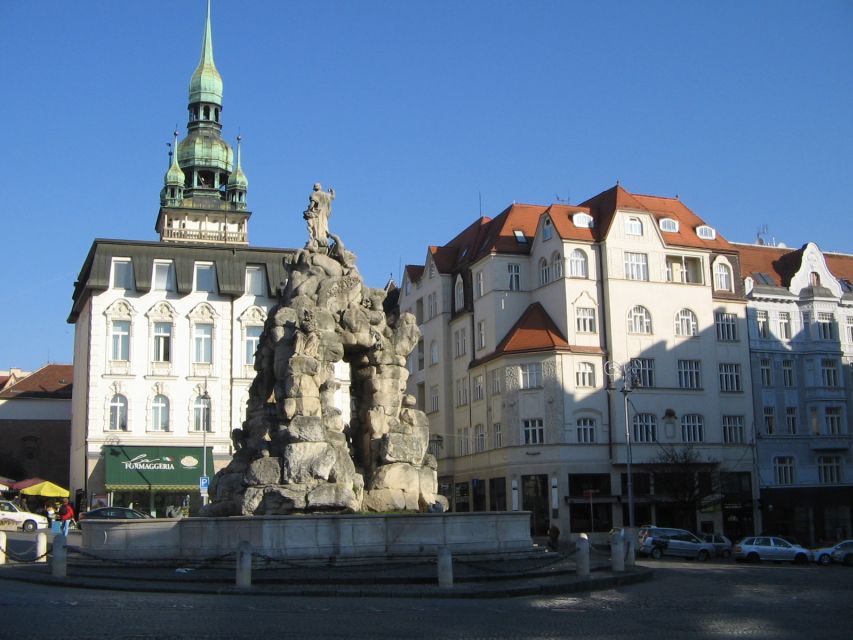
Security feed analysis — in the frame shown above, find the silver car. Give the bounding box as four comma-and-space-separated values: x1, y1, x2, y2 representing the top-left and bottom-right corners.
702, 533, 733, 558
639, 527, 716, 561
829, 541, 853, 566
812, 539, 853, 566
734, 536, 812, 564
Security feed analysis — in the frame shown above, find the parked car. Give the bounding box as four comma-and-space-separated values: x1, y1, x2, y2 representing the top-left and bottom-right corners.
733, 536, 812, 564
829, 541, 853, 566
638, 526, 716, 560
811, 540, 853, 566
702, 533, 733, 558
78, 507, 152, 522
0, 500, 49, 532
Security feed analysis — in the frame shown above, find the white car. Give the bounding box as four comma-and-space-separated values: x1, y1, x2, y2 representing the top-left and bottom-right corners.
812, 539, 853, 565
0, 500, 49, 532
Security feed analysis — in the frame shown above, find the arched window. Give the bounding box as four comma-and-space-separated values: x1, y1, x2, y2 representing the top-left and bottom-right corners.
474, 424, 486, 452
193, 395, 212, 433
573, 213, 593, 228
569, 249, 588, 278
151, 394, 169, 432
551, 252, 563, 279
675, 309, 698, 336
628, 306, 652, 334
109, 394, 128, 431
626, 216, 643, 236
538, 258, 550, 285
454, 276, 464, 311
714, 261, 733, 291
810, 272, 821, 286
660, 218, 679, 233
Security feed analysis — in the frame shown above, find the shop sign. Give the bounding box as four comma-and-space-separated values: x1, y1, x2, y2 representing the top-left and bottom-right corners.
104, 445, 214, 490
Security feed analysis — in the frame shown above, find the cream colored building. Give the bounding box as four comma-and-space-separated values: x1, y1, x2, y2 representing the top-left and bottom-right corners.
400, 185, 757, 540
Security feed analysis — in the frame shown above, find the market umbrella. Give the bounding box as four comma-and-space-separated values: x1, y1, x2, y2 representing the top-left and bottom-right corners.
12, 478, 70, 497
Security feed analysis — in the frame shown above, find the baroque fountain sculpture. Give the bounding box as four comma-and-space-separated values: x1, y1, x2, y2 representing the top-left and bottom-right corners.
202, 185, 446, 516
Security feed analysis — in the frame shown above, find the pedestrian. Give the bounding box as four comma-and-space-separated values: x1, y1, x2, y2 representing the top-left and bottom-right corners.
58, 497, 75, 536
46, 503, 56, 528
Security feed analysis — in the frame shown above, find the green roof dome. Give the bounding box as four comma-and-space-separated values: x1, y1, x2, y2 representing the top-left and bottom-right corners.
178, 132, 233, 172
188, 1, 223, 106
227, 136, 248, 189
164, 133, 186, 186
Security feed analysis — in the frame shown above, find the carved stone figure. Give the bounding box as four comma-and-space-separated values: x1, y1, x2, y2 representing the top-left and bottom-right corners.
303, 183, 335, 249
201, 186, 446, 517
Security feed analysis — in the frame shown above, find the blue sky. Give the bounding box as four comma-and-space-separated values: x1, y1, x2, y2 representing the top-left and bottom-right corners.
1, 1, 851, 371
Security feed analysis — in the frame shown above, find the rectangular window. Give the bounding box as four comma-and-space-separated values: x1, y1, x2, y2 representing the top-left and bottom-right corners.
778, 312, 791, 339
825, 407, 843, 435
522, 418, 545, 445
477, 320, 486, 350
577, 418, 596, 443
817, 313, 834, 340
508, 264, 520, 291
631, 358, 655, 388
430, 340, 438, 365
493, 422, 502, 448
681, 415, 704, 443
773, 457, 795, 485
847, 316, 853, 343
427, 292, 438, 319
153, 261, 176, 291
782, 360, 795, 388
417, 339, 424, 370
760, 359, 772, 386
153, 322, 172, 362
455, 379, 468, 407
576, 307, 596, 333
111, 320, 130, 361
722, 416, 745, 444
576, 362, 595, 387
193, 323, 213, 364
245, 265, 267, 296
519, 363, 542, 389
475, 271, 484, 298
715, 312, 738, 341
454, 329, 468, 358
818, 455, 842, 484
429, 386, 439, 413
756, 311, 769, 338
764, 407, 776, 435
802, 311, 811, 337
490, 369, 502, 395
718, 363, 742, 392
677, 360, 701, 389
195, 263, 217, 293
785, 407, 797, 435
472, 375, 484, 401
633, 414, 657, 443
821, 359, 839, 387
245, 326, 262, 365
112, 259, 134, 290
624, 252, 649, 281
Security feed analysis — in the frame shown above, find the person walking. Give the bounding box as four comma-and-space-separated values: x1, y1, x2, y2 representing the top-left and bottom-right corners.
58, 497, 75, 536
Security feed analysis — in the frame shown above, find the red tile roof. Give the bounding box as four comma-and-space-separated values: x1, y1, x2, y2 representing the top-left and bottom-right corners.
735, 243, 853, 289
495, 303, 569, 354
0, 364, 73, 400
404, 264, 424, 283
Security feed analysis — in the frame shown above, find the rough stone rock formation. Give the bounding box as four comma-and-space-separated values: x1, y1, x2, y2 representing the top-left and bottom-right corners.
201, 187, 446, 516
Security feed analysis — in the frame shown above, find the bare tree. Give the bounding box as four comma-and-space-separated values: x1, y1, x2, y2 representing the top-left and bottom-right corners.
650, 444, 721, 529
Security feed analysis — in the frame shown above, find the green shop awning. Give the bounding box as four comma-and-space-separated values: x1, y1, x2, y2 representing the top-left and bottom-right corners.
103, 445, 214, 491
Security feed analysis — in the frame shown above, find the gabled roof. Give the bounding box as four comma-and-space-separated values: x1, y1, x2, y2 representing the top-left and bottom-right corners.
495, 303, 569, 355
735, 242, 853, 290
0, 364, 73, 400
404, 265, 424, 284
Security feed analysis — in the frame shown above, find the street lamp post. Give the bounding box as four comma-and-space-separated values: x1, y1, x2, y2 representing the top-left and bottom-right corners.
606, 360, 639, 528
201, 383, 210, 506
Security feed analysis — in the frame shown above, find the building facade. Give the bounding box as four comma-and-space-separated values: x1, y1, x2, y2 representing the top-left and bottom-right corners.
67, 5, 292, 515
737, 241, 853, 545
400, 186, 758, 541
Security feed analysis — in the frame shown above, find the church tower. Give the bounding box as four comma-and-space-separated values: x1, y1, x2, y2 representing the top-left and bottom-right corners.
155, 0, 250, 244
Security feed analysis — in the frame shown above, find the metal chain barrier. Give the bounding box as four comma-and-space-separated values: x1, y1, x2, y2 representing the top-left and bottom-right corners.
0, 543, 52, 564
72, 547, 236, 568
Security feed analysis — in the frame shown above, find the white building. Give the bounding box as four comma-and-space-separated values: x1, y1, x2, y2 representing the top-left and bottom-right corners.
400, 185, 757, 540
737, 241, 853, 545
67, 5, 292, 515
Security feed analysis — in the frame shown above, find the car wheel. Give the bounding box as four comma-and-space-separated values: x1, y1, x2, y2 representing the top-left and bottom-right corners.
697, 549, 710, 562
22, 520, 37, 533
651, 547, 663, 560
747, 552, 760, 563
793, 553, 808, 565
818, 554, 831, 566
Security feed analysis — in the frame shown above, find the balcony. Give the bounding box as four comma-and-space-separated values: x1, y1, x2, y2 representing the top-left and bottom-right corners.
809, 436, 851, 451
162, 228, 247, 244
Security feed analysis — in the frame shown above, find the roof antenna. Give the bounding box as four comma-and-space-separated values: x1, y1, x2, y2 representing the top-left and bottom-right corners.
478, 191, 483, 217
756, 224, 768, 246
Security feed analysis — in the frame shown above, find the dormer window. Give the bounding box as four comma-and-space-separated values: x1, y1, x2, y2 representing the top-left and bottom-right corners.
542, 218, 553, 241
513, 229, 528, 244
660, 218, 679, 233
697, 225, 716, 240
573, 213, 593, 228
625, 216, 643, 236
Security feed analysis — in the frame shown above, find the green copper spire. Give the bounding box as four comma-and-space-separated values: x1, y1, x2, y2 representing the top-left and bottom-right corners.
228, 135, 249, 189
189, 0, 223, 106
165, 130, 186, 186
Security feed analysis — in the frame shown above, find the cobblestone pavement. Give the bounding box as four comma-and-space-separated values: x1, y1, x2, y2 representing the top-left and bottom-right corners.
1, 558, 851, 639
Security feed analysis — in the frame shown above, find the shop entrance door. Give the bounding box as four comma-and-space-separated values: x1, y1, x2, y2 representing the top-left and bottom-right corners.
521, 474, 549, 536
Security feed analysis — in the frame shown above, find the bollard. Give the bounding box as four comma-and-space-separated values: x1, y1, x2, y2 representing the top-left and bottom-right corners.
576, 533, 590, 578
610, 529, 625, 573
437, 546, 453, 588
235, 541, 252, 589
36, 532, 48, 564
52, 534, 67, 578
625, 533, 636, 568
0, 531, 6, 565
